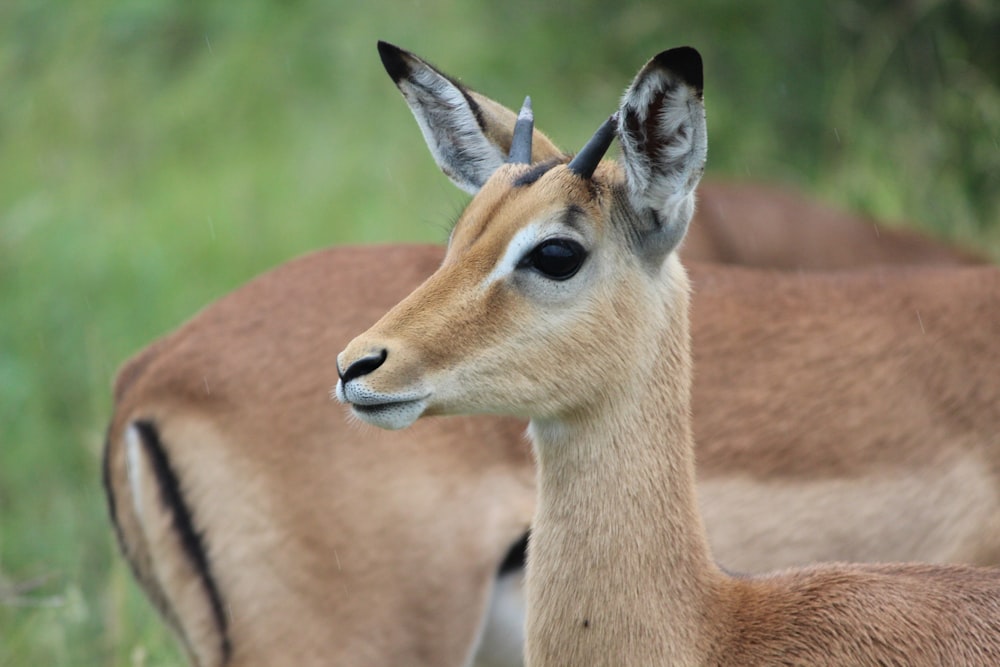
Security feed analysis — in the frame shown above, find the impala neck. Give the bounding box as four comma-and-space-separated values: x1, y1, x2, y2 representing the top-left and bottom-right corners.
524, 260, 723, 665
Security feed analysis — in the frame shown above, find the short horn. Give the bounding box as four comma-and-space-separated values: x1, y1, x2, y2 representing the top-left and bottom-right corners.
567, 113, 617, 179
507, 96, 534, 164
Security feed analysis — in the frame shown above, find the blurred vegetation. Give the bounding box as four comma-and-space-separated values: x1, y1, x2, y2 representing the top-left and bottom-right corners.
0, 0, 996, 664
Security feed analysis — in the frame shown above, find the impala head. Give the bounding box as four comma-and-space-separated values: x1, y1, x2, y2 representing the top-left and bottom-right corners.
337, 46, 706, 430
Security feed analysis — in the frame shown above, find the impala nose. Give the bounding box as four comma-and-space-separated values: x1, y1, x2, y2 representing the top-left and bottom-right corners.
338, 349, 388, 385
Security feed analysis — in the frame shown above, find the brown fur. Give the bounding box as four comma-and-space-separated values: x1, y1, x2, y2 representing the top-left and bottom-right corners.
689, 180, 987, 269
338, 48, 1000, 665
105, 246, 1000, 666
104, 43, 999, 666
106, 245, 536, 666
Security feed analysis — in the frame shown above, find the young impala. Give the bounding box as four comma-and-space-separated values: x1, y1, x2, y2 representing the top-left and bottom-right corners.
338, 47, 1000, 665
104, 42, 998, 667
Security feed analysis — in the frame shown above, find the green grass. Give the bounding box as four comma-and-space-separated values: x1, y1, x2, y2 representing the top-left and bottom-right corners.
0, 1, 997, 664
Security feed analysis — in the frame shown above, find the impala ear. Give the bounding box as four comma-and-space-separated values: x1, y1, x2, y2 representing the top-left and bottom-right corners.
378, 41, 565, 194
617, 46, 707, 260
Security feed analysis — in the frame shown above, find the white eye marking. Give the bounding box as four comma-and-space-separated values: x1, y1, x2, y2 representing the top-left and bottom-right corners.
481, 222, 546, 290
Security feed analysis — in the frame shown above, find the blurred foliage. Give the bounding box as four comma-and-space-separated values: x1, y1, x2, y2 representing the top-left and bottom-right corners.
0, 0, 996, 664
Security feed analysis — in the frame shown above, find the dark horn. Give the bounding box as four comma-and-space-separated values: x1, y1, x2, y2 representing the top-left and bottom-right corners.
567, 113, 617, 179
507, 96, 534, 164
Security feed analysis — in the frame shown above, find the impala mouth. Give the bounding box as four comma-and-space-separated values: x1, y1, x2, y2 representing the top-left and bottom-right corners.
334, 379, 430, 430
349, 397, 429, 430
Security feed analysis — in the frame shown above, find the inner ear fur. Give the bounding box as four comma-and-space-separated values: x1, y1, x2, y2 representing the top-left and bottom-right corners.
616, 47, 707, 259
378, 40, 565, 193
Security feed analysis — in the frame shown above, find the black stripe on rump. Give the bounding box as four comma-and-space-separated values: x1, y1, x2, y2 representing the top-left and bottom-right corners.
134, 420, 232, 663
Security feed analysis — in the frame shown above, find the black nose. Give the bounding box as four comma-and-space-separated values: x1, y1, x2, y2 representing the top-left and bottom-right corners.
338, 349, 388, 384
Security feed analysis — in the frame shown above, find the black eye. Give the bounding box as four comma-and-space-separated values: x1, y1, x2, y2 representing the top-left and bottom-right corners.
520, 238, 587, 280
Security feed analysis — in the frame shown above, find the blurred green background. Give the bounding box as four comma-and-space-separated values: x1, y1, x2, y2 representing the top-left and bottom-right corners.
1, 0, 997, 664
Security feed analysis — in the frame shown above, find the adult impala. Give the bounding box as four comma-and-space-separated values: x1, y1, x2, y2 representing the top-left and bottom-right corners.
338, 46, 1000, 665
104, 42, 998, 666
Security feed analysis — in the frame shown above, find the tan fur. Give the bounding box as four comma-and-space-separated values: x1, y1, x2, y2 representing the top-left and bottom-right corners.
106, 245, 536, 667
688, 180, 987, 268
105, 251, 1000, 665
338, 50, 1000, 665
104, 44, 999, 666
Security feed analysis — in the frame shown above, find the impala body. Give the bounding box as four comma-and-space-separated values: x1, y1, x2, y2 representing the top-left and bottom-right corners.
104, 42, 999, 667
339, 46, 1000, 665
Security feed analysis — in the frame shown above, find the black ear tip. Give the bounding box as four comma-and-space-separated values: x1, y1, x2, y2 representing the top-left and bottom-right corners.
654, 46, 703, 94
378, 40, 411, 82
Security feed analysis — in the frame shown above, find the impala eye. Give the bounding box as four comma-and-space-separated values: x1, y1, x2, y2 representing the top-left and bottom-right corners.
520, 238, 587, 280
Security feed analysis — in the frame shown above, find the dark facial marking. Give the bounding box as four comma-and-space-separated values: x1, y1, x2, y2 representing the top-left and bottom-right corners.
513, 159, 561, 188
